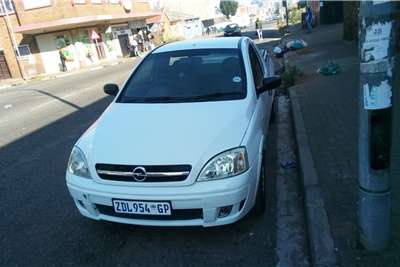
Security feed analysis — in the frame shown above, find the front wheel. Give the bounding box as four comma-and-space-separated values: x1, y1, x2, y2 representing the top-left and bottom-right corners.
253, 154, 266, 215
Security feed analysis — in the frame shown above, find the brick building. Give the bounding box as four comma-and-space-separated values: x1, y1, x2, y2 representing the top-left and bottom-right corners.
0, 0, 158, 80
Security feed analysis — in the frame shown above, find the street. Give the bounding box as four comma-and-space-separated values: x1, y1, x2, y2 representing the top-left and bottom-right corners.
0, 24, 308, 267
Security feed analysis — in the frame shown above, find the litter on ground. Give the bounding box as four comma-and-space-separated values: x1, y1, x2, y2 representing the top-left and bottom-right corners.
317, 62, 341, 75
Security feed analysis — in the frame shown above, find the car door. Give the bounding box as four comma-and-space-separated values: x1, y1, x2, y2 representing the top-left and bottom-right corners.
248, 43, 269, 131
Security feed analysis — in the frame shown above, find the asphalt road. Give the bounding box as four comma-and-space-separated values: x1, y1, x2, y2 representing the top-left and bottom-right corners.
0, 24, 306, 267
242, 20, 282, 40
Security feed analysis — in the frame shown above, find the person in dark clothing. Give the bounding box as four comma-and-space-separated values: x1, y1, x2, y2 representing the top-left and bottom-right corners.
59, 49, 67, 72
255, 18, 263, 40
137, 30, 145, 52
305, 7, 313, 33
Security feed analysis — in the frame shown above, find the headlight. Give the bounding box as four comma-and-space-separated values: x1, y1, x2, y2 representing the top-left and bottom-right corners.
197, 147, 248, 181
67, 146, 91, 178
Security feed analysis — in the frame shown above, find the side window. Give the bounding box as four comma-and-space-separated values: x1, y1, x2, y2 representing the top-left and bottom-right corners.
248, 45, 264, 89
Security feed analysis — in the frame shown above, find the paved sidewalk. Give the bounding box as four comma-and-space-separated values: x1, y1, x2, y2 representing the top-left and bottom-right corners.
284, 24, 400, 266
0, 56, 139, 90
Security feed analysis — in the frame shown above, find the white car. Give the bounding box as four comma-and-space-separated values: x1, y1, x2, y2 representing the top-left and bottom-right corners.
66, 37, 281, 227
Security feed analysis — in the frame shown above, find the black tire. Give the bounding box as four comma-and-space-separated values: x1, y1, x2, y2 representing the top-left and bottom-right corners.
253, 154, 266, 215
269, 96, 277, 124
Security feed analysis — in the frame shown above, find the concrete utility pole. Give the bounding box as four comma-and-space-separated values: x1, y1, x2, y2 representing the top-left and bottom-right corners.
283, 0, 289, 27
358, 1, 398, 251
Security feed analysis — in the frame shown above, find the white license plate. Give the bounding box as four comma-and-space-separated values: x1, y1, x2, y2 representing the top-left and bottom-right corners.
112, 199, 171, 216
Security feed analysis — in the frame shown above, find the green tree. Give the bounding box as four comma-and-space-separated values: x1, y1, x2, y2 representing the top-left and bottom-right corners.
219, 0, 238, 19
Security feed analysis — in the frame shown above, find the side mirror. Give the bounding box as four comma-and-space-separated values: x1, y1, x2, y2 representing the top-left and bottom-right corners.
103, 83, 119, 96
257, 76, 282, 95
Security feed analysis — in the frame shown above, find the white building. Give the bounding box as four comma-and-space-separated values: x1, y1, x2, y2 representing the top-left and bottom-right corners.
149, 0, 223, 22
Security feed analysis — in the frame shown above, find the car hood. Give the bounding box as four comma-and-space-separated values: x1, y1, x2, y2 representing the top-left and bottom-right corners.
78, 100, 254, 170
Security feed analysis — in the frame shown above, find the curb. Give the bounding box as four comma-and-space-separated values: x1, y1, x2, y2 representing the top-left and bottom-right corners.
0, 81, 28, 90
288, 87, 337, 267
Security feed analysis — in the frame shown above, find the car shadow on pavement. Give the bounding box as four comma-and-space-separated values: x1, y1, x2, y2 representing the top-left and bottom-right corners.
0, 91, 278, 266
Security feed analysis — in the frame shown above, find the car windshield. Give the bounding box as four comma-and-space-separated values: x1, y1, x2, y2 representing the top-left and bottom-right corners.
117, 48, 246, 103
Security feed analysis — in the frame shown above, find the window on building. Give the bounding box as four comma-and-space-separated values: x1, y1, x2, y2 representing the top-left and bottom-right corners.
55, 35, 71, 49
0, 0, 15, 14
23, 0, 51, 10
16, 45, 31, 58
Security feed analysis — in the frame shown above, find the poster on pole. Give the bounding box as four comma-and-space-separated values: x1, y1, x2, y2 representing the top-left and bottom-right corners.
363, 81, 392, 110
362, 21, 392, 62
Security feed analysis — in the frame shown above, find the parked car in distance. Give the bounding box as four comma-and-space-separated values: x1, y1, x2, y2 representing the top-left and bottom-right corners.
224, 23, 242, 37
66, 37, 281, 227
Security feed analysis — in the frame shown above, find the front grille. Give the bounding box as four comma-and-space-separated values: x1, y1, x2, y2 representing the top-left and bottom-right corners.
95, 164, 191, 182
96, 205, 203, 221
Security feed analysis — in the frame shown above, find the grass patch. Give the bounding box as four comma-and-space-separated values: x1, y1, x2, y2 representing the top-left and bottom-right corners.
282, 65, 303, 89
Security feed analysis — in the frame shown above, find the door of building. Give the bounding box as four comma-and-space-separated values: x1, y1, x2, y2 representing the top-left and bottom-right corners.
36, 34, 61, 74
118, 34, 130, 57
0, 51, 11, 80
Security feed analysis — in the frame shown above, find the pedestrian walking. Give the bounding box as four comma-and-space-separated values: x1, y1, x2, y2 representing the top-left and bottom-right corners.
130, 35, 139, 57
59, 49, 67, 72
255, 18, 263, 40
137, 30, 145, 52
147, 31, 155, 50
305, 7, 313, 33
143, 29, 150, 51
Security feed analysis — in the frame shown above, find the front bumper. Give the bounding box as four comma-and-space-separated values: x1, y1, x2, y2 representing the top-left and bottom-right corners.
66, 163, 258, 227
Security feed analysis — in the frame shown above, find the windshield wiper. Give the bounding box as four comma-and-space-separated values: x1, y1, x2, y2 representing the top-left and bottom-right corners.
120, 92, 244, 103
121, 96, 186, 103
141, 96, 186, 103
182, 92, 244, 101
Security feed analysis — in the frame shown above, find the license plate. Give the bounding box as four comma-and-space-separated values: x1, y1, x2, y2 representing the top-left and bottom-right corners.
112, 199, 171, 216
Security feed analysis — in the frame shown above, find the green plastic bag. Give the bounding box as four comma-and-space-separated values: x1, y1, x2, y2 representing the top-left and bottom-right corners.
317, 62, 340, 75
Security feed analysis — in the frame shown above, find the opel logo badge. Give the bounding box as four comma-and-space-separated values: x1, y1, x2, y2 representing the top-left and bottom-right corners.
132, 167, 147, 182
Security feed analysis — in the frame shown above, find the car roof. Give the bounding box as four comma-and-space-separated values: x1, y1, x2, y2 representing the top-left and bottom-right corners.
153, 37, 243, 53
